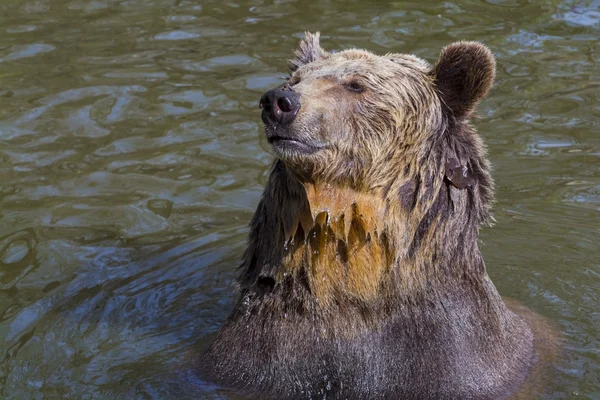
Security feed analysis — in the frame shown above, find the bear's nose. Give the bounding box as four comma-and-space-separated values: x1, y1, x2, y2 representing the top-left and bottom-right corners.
259, 88, 301, 126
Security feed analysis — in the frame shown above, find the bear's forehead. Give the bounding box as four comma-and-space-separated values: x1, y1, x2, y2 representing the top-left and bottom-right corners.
299, 49, 432, 79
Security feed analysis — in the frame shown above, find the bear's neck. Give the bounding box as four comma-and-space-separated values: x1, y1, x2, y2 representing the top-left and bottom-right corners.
279, 181, 394, 304
241, 161, 489, 308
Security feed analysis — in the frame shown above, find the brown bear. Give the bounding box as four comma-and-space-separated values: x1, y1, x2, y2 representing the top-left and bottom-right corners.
198, 32, 547, 399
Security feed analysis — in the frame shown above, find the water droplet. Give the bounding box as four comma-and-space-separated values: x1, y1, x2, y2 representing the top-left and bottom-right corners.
242, 296, 250, 307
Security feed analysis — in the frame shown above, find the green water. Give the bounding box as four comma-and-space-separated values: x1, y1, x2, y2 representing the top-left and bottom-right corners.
0, 0, 598, 399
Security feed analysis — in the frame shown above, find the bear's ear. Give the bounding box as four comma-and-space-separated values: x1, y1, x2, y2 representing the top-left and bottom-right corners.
431, 41, 495, 119
288, 32, 329, 72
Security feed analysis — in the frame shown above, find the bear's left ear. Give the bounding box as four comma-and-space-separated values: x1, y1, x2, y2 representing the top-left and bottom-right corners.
431, 42, 495, 119
288, 32, 329, 72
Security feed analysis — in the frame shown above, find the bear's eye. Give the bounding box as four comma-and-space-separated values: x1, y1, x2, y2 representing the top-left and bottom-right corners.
343, 81, 364, 93
288, 75, 301, 86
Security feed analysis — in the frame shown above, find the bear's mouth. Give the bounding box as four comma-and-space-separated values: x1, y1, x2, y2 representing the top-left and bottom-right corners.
267, 135, 326, 155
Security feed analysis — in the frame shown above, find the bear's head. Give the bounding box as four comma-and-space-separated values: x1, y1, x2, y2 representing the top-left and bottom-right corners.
251, 33, 497, 304
259, 32, 495, 197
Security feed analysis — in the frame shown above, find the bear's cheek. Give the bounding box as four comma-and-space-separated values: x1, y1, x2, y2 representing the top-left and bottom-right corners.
299, 108, 353, 148
293, 81, 366, 146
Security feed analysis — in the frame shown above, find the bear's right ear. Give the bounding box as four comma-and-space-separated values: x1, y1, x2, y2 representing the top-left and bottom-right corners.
432, 41, 496, 119
288, 32, 329, 72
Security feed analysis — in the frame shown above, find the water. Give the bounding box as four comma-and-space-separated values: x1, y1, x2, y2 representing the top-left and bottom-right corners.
0, 0, 598, 398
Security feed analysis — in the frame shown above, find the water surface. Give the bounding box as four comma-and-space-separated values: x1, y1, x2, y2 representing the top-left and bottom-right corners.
0, 0, 598, 399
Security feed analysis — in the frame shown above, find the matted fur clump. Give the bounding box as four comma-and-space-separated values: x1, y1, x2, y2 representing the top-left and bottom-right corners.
198, 32, 539, 400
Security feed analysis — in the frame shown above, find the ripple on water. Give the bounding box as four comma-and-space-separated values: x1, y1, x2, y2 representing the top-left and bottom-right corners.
0, 43, 54, 63
557, 1, 600, 27
177, 54, 260, 73
5, 25, 37, 33
159, 90, 237, 117
0, 230, 38, 289
154, 31, 201, 41
1, 225, 243, 398
12, 85, 147, 127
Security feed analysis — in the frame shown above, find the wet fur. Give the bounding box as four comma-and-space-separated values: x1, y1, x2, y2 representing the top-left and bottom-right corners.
199, 33, 538, 399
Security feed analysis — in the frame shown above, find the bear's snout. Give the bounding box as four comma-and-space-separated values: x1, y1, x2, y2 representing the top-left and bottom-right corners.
259, 87, 301, 126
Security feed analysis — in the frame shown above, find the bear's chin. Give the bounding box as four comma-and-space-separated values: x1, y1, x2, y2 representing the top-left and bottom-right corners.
267, 136, 324, 155
264, 125, 328, 159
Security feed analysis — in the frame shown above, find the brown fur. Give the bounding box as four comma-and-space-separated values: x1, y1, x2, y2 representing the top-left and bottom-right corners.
198, 32, 549, 400
280, 182, 393, 305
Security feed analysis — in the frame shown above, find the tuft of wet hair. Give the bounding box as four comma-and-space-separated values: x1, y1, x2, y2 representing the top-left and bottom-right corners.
432, 41, 496, 119
288, 31, 329, 71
